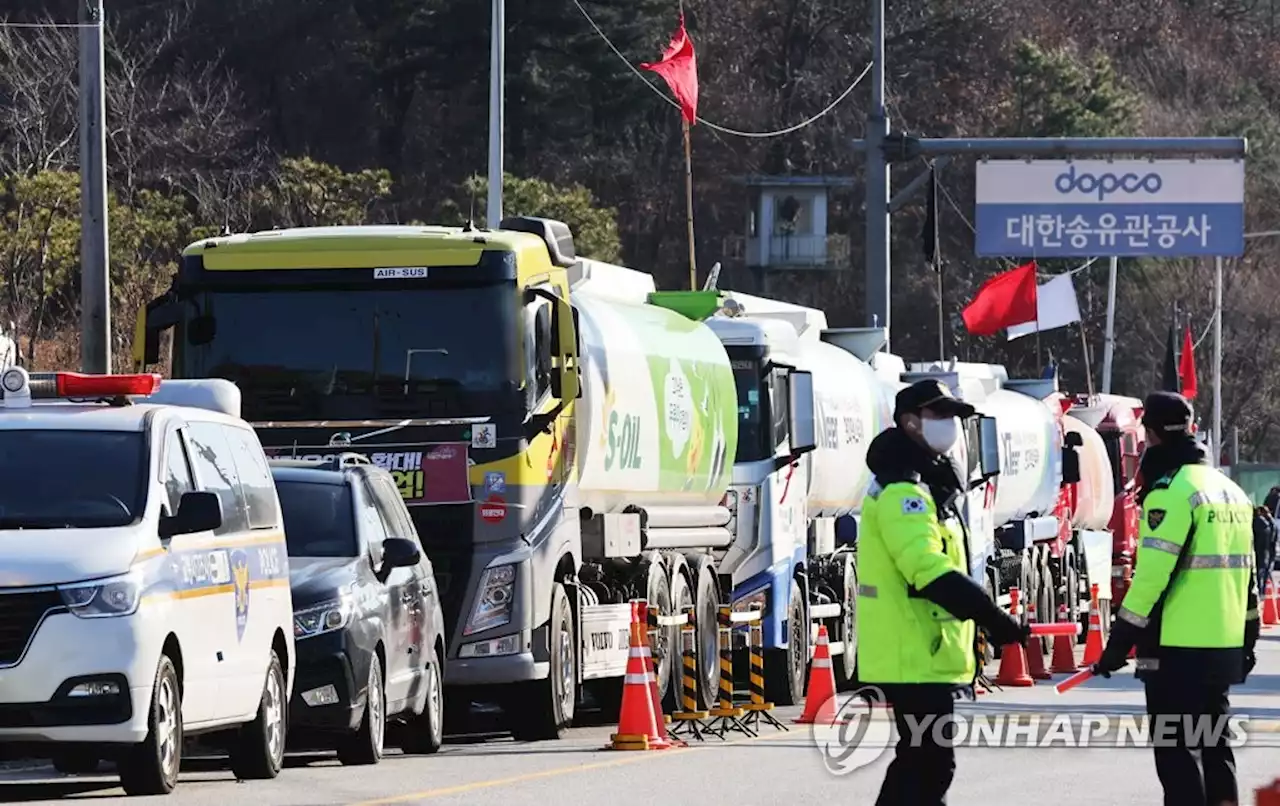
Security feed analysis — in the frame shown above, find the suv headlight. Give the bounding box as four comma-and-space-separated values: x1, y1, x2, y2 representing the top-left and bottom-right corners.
465, 564, 516, 636
294, 593, 354, 640
58, 570, 143, 618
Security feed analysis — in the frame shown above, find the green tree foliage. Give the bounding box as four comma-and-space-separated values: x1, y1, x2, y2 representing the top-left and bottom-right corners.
1004, 41, 1141, 137
442, 173, 622, 263
249, 157, 393, 228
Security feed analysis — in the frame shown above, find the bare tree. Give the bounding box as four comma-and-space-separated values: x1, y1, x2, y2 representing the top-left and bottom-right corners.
0, 15, 78, 176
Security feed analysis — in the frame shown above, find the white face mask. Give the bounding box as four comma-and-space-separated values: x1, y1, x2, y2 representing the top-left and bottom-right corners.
921, 416, 960, 454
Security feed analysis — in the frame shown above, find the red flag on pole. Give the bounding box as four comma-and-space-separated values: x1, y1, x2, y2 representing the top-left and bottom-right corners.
641, 15, 698, 125
961, 261, 1039, 337
1179, 324, 1198, 399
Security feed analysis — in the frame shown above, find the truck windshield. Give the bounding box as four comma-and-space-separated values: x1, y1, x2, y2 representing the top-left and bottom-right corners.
0, 430, 146, 528
731, 358, 772, 462
173, 285, 520, 421
275, 479, 359, 557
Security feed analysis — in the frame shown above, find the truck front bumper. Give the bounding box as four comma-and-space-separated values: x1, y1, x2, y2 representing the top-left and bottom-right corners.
446, 628, 547, 685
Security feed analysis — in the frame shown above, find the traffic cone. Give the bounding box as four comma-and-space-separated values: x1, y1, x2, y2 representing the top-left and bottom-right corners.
794, 625, 841, 724
994, 587, 1034, 687
1263, 578, 1280, 627
609, 605, 667, 751
1082, 584, 1105, 667
636, 601, 679, 748
1050, 603, 1079, 674
1025, 599, 1051, 680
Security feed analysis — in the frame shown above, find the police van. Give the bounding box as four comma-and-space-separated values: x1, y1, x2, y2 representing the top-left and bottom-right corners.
0, 368, 295, 796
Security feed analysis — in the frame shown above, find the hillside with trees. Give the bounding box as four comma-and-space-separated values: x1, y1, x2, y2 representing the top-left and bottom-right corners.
1, 0, 1278, 456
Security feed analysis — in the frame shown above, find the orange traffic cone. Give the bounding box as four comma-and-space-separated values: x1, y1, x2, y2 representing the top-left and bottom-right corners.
1082, 584, 1104, 667
1025, 599, 1051, 680
636, 600, 680, 748
1049, 603, 1079, 674
609, 605, 667, 751
1263, 578, 1280, 627
794, 625, 841, 724
994, 588, 1034, 687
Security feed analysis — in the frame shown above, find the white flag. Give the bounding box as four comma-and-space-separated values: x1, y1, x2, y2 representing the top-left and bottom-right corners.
1006, 272, 1082, 341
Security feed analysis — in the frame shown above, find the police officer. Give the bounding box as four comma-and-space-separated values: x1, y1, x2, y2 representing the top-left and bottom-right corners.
857, 379, 1028, 806
1093, 391, 1260, 806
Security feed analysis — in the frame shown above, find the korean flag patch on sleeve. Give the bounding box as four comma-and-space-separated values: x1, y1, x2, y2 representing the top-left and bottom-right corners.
901, 496, 928, 515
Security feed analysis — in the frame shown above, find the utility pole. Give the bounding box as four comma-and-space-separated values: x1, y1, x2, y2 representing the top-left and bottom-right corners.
864, 0, 890, 347
853, 2, 1245, 356
1101, 256, 1118, 392
486, 0, 504, 230
1214, 255, 1224, 466
79, 0, 110, 374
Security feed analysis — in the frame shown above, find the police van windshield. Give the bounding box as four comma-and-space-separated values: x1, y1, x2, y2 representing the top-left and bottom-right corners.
0, 430, 146, 528
172, 286, 520, 421
275, 480, 359, 557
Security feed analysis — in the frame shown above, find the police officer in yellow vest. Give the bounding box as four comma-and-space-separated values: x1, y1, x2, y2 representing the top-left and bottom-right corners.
857, 380, 1028, 805
1093, 391, 1261, 806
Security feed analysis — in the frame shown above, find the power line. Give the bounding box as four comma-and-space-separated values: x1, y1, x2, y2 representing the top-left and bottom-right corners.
570, 0, 871, 139
0, 21, 100, 28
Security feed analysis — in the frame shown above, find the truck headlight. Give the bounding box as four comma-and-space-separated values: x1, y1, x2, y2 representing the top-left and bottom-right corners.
294, 594, 354, 640
465, 564, 516, 635
58, 570, 143, 618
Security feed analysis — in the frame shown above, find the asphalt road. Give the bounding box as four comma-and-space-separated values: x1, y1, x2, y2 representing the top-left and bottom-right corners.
4, 632, 1280, 805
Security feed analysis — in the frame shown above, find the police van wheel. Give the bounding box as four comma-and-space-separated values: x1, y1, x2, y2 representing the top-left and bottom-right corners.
339, 652, 385, 765
118, 654, 182, 796
229, 650, 287, 780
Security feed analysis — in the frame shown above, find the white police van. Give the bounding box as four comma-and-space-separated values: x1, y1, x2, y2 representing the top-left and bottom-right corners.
0, 367, 295, 796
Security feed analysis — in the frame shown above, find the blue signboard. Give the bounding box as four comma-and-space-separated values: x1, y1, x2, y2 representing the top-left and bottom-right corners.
974, 159, 1245, 257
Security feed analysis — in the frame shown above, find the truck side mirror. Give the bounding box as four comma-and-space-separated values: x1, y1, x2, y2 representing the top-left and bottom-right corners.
786, 370, 816, 457
977, 415, 1001, 479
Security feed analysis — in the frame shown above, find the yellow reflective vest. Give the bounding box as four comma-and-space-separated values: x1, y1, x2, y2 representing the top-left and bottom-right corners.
1121, 463, 1257, 657
855, 479, 976, 684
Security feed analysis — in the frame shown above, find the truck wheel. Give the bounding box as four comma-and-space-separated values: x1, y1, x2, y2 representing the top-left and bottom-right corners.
1035, 547, 1055, 657
229, 650, 287, 780
832, 553, 858, 691
337, 652, 384, 766
663, 568, 694, 712
117, 654, 182, 796
692, 560, 720, 712
1017, 554, 1033, 627
1063, 549, 1082, 645
764, 581, 806, 706
509, 582, 575, 741
643, 556, 674, 709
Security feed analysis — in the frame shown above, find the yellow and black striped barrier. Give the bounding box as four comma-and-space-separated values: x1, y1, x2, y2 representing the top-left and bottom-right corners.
741, 618, 788, 732
669, 605, 708, 741
704, 605, 755, 738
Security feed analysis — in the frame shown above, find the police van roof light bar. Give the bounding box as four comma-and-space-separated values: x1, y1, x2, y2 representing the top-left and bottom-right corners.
0, 367, 162, 408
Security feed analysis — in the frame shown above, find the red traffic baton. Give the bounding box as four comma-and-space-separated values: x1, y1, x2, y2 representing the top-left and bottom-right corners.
1029, 623, 1081, 637
1054, 668, 1094, 694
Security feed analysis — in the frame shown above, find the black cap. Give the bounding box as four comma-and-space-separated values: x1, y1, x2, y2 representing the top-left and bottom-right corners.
894, 379, 977, 422
1141, 391, 1194, 435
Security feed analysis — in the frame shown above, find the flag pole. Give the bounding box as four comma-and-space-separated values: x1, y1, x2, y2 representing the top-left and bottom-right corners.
683, 119, 696, 290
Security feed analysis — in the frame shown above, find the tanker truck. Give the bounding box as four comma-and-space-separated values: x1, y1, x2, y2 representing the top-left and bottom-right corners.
131, 216, 818, 741
691, 298, 1002, 702
905, 362, 1120, 647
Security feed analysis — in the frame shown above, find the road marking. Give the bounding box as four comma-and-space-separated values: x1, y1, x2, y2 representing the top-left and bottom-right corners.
348, 731, 780, 805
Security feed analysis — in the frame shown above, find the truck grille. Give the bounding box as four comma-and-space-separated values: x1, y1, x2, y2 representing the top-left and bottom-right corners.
0, 589, 64, 667
410, 504, 474, 640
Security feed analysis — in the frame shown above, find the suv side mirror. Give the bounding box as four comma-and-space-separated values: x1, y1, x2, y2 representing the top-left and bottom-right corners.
977, 415, 1001, 480
381, 537, 421, 569
160, 491, 223, 539
786, 370, 816, 457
